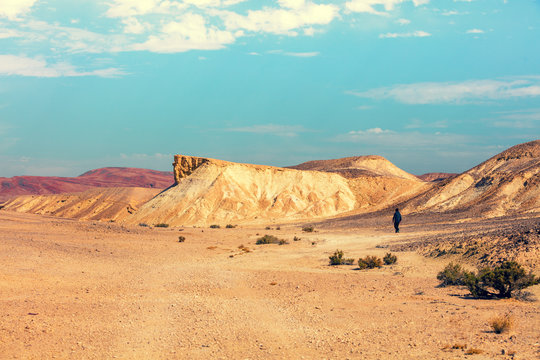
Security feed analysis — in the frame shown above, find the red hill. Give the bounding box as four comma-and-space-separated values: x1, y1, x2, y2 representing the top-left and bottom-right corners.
0, 167, 174, 202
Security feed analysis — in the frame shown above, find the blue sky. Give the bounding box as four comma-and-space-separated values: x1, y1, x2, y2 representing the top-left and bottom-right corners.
0, 0, 539, 177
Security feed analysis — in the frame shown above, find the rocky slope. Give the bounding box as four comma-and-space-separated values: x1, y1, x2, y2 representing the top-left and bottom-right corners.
1, 187, 160, 221
417, 173, 457, 182
124, 155, 359, 226
288, 155, 420, 181
401, 140, 540, 217
0, 167, 173, 202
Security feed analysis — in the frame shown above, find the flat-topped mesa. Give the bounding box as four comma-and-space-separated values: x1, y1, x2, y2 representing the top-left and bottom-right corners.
173, 155, 210, 184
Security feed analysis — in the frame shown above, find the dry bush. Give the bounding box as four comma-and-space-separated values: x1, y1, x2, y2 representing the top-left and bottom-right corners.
178, 236, 185, 243
226, 224, 236, 228
464, 348, 483, 355
209, 224, 220, 229
329, 250, 355, 266
358, 255, 383, 269
302, 226, 314, 232
383, 253, 397, 265
155, 223, 169, 228
489, 314, 514, 334
256, 234, 281, 245
293, 236, 301, 241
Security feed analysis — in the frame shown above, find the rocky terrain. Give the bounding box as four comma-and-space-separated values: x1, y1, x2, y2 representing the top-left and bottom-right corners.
400, 140, 540, 217
0, 187, 161, 221
417, 172, 457, 182
0, 167, 173, 202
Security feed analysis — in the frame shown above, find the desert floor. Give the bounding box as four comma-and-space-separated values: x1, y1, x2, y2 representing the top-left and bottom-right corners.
0, 211, 539, 359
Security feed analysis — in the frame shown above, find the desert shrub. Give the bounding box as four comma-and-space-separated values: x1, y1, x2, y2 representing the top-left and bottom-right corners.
357, 259, 368, 270
278, 239, 288, 245
302, 226, 314, 232
155, 223, 169, 228
265, 226, 272, 230
383, 253, 397, 265
358, 255, 383, 269
209, 224, 220, 229
464, 348, 483, 355
178, 236, 185, 243
293, 236, 301, 241
437, 262, 469, 287
256, 234, 280, 245
138, 223, 148, 227
276, 226, 281, 230
489, 314, 514, 334
329, 250, 355, 266
225, 224, 236, 229
465, 261, 540, 298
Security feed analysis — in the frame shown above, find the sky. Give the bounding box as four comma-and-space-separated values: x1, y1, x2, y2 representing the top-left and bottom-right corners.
0, 0, 539, 177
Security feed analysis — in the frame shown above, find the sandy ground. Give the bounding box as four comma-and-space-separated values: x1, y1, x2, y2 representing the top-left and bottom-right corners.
1, 211, 539, 359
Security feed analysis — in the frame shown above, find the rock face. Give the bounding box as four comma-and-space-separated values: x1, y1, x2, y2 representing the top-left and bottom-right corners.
402, 140, 540, 217
173, 155, 209, 184
125, 156, 358, 226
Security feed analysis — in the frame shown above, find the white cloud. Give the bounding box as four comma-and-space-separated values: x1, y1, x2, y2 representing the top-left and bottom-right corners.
122, 17, 152, 34
227, 124, 310, 137
335, 128, 471, 148
216, 1, 339, 36
106, 0, 186, 18
379, 30, 431, 38
345, 0, 429, 16
284, 51, 319, 57
466, 28, 484, 34
405, 119, 448, 129
131, 13, 235, 53
0, 0, 37, 20
491, 108, 540, 128
0, 55, 126, 78
347, 77, 540, 104
23, 20, 129, 53
396, 18, 410, 25
0, 28, 22, 39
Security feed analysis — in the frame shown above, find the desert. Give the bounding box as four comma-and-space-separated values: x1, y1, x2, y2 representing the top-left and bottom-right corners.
1, 141, 539, 359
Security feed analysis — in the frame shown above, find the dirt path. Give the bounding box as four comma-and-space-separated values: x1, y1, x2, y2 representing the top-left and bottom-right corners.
0, 212, 538, 359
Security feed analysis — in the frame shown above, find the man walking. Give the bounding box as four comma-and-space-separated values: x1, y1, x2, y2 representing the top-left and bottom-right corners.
393, 208, 402, 233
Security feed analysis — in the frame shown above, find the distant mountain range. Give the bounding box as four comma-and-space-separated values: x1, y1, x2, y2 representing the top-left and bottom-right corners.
0, 167, 173, 202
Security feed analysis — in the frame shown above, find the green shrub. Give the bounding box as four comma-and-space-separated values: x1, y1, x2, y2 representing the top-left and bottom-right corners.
465, 261, 539, 299
357, 259, 368, 270
329, 250, 355, 266
302, 226, 314, 232
209, 224, 220, 229
178, 236, 185, 243
155, 223, 169, 228
256, 234, 280, 245
383, 253, 397, 265
437, 262, 469, 287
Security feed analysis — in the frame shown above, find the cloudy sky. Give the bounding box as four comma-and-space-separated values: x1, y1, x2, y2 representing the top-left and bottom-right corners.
0, 0, 539, 177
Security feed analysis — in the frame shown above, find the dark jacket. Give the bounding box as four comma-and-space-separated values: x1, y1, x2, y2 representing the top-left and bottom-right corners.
393, 210, 402, 224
